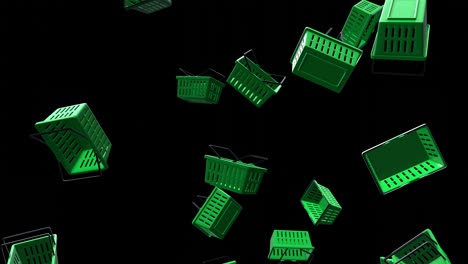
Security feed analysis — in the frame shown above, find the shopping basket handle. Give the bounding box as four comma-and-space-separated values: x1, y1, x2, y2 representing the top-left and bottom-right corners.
384, 241, 445, 264
202, 256, 230, 264
325, 27, 333, 35
208, 145, 240, 161
262, 73, 287, 86
192, 195, 207, 210
242, 49, 259, 73
198, 68, 226, 81
383, 232, 437, 262
238, 154, 268, 165
30, 128, 104, 181
1, 227, 55, 264
178, 68, 194, 76
277, 248, 314, 264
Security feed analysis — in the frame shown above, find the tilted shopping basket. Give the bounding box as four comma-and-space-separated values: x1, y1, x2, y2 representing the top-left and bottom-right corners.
31, 103, 112, 182
1, 227, 58, 264
291, 27, 363, 93
340, 0, 382, 49
362, 124, 446, 195
124, 0, 172, 14
380, 229, 451, 264
268, 230, 314, 262
192, 187, 243, 240
176, 68, 226, 104
205, 145, 268, 195
371, 0, 430, 61
300, 180, 342, 226
227, 49, 286, 108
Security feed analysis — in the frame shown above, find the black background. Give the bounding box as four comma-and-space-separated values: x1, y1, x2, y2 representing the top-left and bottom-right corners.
4, 0, 455, 263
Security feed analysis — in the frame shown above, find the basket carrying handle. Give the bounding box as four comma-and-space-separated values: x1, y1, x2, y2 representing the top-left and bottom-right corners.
192, 195, 207, 210
202, 256, 230, 264
383, 241, 445, 264
30, 127, 103, 182
198, 68, 226, 81
382, 232, 438, 263
238, 154, 268, 165
178, 68, 195, 76
241, 49, 286, 87
277, 248, 314, 264
1, 227, 56, 264
208, 145, 240, 161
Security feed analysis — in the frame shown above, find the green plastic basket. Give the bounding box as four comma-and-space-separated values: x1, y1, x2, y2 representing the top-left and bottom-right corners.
227, 49, 285, 108
340, 0, 383, 48
291, 27, 363, 93
34, 103, 112, 176
380, 229, 451, 264
268, 230, 314, 262
192, 187, 243, 240
2, 228, 58, 264
176, 68, 226, 104
371, 0, 429, 61
362, 124, 446, 195
301, 180, 342, 226
124, 0, 172, 14
204, 145, 268, 195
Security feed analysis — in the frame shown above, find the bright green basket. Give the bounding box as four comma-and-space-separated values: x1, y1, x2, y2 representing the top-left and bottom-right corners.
204, 145, 268, 195
176, 68, 226, 104
2, 228, 58, 264
33, 103, 112, 179
268, 230, 314, 262
371, 0, 430, 61
291, 27, 363, 93
124, 0, 172, 14
380, 229, 451, 264
227, 49, 285, 108
362, 124, 446, 195
192, 187, 243, 240
301, 180, 342, 226
340, 0, 383, 48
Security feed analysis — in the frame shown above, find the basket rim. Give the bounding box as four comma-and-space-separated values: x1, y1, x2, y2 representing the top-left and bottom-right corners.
204, 155, 268, 171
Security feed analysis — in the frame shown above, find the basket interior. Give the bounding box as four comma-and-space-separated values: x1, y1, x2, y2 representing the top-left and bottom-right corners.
8, 235, 57, 264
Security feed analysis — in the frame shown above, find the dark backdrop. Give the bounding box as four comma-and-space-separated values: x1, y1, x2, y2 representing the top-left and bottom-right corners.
5, 0, 454, 263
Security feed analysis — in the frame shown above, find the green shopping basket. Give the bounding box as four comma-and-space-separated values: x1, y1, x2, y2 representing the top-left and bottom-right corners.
371, 0, 430, 61
1, 227, 58, 264
340, 0, 382, 49
176, 68, 226, 104
124, 0, 172, 14
204, 145, 268, 195
380, 229, 451, 264
268, 230, 314, 262
227, 49, 286, 108
301, 180, 342, 226
192, 187, 243, 240
202, 256, 236, 264
362, 124, 446, 195
291, 27, 363, 93
32, 103, 112, 182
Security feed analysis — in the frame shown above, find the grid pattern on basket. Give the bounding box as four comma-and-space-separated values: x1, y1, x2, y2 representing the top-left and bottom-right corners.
8, 235, 57, 264
269, 230, 313, 261
228, 56, 281, 108
80, 105, 111, 163
127, 0, 171, 13
416, 127, 444, 165
41, 121, 82, 170
177, 77, 224, 103
45, 104, 81, 121
379, 160, 441, 192
381, 25, 418, 55
341, 0, 382, 48
307, 32, 361, 66
301, 181, 341, 225
318, 185, 342, 224
204, 155, 267, 194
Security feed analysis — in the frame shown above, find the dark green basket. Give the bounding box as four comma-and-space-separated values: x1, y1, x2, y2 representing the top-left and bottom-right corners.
124, 0, 172, 14
192, 187, 243, 240
2, 228, 58, 264
204, 145, 268, 195
371, 0, 429, 61
227, 49, 285, 108
291, 27, 363, 93
301, 180, 342, 226
340, 0, 382, 48
380, 229, 451, 264
362, 124, 446, 195
268, 230, 314, 262
176, 68, 226, 104
34, 103, 112, 177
